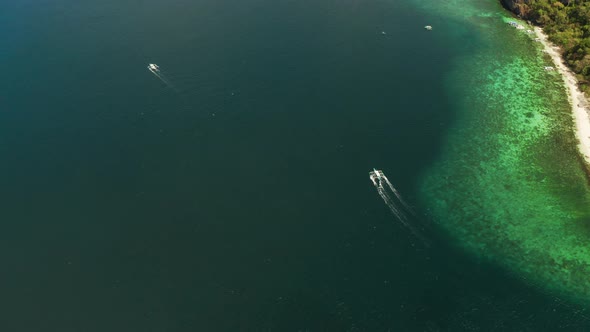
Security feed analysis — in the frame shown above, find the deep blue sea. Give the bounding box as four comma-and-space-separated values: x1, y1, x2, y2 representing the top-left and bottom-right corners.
2, 0, 590, 331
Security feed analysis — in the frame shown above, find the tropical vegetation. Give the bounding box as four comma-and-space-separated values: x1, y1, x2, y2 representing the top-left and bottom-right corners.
506, 0, 590, 93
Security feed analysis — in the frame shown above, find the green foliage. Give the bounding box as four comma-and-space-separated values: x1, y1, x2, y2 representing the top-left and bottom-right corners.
510, 0, 590, 92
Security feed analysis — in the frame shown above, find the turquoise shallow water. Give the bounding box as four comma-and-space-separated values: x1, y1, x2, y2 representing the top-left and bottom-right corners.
2, 0, 590, 330
417, 0, 590, 305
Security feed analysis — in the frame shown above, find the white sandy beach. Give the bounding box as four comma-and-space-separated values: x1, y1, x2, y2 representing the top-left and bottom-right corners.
534, 27, 590, 166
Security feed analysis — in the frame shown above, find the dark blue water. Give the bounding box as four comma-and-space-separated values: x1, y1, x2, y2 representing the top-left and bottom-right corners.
1, 0, 589, 330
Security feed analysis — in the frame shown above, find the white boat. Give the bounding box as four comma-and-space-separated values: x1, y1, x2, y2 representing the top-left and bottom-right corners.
148, 63, 160, 71
424, 25, 432, 31
544, 66, 555, 71
369, 168, 385, 186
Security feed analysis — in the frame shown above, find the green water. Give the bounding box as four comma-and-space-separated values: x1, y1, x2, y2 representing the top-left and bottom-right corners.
4, 0, 590, 329
418, 0, 590, 303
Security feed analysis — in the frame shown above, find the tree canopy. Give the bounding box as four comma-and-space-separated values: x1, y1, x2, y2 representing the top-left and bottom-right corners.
509, 0, 590, 92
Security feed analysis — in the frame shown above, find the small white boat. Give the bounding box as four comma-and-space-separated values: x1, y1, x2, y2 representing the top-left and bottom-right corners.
544, 66, 555, 71
381, 31, 387, 35
148, 63, 159, 71
369, 168, 385, 187
424, 25, 432, 30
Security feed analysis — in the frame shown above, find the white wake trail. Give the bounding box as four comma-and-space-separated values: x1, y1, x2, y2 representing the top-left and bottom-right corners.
377, 185, 406, 222
379, 185, 424, 239
370, 169, 429, 246
382, 175, 415, 215
149, 68, 175, 88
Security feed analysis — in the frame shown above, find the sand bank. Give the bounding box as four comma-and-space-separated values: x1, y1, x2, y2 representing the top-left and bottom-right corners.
534, 27, 590, 166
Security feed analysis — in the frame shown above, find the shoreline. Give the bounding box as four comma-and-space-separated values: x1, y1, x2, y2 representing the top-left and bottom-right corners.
534, 27, 590, 167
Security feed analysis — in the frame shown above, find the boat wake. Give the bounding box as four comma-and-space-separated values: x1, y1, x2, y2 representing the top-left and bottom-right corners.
147, 63, 176, 90
370, 168, 428, 245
